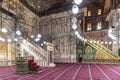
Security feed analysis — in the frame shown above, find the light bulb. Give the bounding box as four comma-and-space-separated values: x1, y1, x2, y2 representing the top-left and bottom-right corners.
30, 35, 34, 38
37, 34, 41, 38
72, 23, 77, 30
14, 38, 18, 42
109, 42, 112, 44
72, 17, 77, 24
43, 41, 46, 44
94, 41, 96, 43
72, 4, 79, 14
7, 38, 12, 42
0, 37, 5, 42
75, 31, 79, 35
100, 41, 104, 44
35, 38, 40, 42
97, 25, 101, 30
41, 44, 43, 46
74, 0, 83, 5
82, 37, 85, 41
105, 42, 108, 44
16, 30, 21, 35
77, 34, 80, 38
78, 36, 82, 39
1, 28, 7, 33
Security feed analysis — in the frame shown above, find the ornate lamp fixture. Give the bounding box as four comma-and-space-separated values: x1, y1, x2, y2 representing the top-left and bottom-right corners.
16, 30, 21, 36
72, 0, 82, 39
29, 4, 46, 46
72, 4, 79, 14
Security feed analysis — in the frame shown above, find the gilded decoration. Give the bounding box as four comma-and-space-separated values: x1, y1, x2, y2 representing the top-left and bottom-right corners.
10, 44, 16, 60
0, 43, 7, 55
3, 0, 25, 15
85, 46, 92, 59
0, 42, 16, 63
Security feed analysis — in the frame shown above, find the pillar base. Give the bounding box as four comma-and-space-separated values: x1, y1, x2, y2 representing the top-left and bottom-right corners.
49, 63, 56, 67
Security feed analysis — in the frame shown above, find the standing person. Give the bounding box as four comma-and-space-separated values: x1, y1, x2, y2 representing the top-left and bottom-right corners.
79, 55, 83, 63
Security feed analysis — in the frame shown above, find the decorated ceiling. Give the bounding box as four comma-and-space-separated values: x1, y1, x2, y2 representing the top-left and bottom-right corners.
0, 0, 105, 17
20, 0, 104, 16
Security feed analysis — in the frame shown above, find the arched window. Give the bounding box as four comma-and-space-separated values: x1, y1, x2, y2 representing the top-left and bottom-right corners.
97, 21, 102, 30
87, 23, 92, 31
88, 10, 91, 16
98, 9, 102, 15
98, 21, 102, 26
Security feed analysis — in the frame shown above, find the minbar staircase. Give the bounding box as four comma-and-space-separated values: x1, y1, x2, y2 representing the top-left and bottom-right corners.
21, 38, 48, 67
82, 34, 120, 64
28, 59, 43, 73
4, 25, 48, 67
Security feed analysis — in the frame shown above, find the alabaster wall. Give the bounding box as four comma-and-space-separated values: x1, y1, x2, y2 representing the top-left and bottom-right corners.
38, 11, 77, 62
0, 0, 38, 63
109, 9, 120, 55
1, 0, 40, 38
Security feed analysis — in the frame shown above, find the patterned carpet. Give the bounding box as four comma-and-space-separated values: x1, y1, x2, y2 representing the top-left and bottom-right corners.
0, 63, 120, 80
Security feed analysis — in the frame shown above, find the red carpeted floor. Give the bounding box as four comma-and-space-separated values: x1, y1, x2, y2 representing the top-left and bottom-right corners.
0, 63, 120, 80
